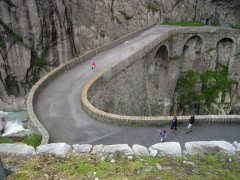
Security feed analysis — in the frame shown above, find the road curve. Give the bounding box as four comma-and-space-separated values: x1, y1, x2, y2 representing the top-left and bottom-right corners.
34, 25, 240, 147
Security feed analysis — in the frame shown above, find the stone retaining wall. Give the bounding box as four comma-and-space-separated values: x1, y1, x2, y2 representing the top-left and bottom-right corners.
0, 141, 239, 157
27, 23, 157, 145
82, 27, 240, 125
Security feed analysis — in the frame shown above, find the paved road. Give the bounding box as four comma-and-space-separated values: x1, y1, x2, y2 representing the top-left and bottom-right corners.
34, 25, 240, 147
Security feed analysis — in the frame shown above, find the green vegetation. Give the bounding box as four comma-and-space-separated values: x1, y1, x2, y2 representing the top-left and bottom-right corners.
32, 51, 46, 67
0, 134, 42, 148
176, 65, 236, 105
3, 153, 240, 179
195, 50, 201, 55
0, 137, 15, 144
0, 39, 6, 48
146, 2, 160, 14
0, 18, 23, 42
211, 19, 220, 26
231, 24, 240, 29
21, 134, 42, 148
169, 55, 181, 60
207, 48, 216, 52
164, 21, 205, 27
119, 11, 133, 21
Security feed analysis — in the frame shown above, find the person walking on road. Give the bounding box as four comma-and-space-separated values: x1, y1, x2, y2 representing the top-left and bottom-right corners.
171, 116, 178, 131
91, 60, 96, 71
185, 115, 195, 134
160, 130, 167, 142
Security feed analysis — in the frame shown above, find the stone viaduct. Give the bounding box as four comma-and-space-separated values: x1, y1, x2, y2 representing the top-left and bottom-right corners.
27, 24, 240, 144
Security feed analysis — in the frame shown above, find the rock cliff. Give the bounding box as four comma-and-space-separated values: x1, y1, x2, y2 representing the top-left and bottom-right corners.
0, 0, 239, 110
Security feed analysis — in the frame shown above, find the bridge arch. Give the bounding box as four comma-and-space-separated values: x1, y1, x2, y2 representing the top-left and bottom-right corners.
182, 35, 203, 72
146, 44, 170, 115
216, 38, 234, 69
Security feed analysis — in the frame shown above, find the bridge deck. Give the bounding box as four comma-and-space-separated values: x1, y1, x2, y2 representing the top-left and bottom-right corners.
34, 25, 240, 146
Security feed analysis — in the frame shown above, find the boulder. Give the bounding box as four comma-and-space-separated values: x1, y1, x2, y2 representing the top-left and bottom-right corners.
0, 143, 36, 155
72, 144, 92, 154
37, 143, 71, 157
103, 144, 134, 155
132, 144, 149, 156
185, 141, 236, 155
149, 149, 158, 157
0, 118, 5, 133
232, 141, 240, 152
92, 144, 104, 154
149, 142, 182, 157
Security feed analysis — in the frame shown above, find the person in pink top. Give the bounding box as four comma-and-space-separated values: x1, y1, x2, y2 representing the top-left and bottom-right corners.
91, 60, 96, 71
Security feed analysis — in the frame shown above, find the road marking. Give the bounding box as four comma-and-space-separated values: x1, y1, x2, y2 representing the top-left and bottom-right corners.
87, 131, 118, 143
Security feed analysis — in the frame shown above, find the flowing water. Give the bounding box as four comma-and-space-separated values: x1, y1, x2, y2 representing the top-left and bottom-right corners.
0, 111, 28, 136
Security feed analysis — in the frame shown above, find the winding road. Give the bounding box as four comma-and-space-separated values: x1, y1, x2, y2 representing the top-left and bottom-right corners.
34, 25, 240, 147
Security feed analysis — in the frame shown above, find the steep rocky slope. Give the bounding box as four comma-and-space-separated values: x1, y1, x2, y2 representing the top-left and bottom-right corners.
0, 0, 239, 110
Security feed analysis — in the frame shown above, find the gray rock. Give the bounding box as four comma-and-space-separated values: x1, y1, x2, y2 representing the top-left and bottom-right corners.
149, 142, 182, 157
72, 144, 92, 154
185, 141, 236, 155
149, 149, 158, 157
103, 144, 134, 155
232, 141, 240, 152
92, 144, 104, 154
156, 163, 172, 171
132, 144, 149, 156
0, 118, 5, 132
37, 143, 71, 157
0, 143, 36, 155
183, 161, 195, 166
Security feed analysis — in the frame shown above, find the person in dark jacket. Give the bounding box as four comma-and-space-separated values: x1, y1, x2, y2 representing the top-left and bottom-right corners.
171, 116, 178, 131
185, 115, 195, 134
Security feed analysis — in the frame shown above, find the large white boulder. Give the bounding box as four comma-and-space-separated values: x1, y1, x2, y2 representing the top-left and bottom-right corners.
132, 144, 149, 156
92, 144, 104, 154
185, 141, 236, 155
232, 141, 240, 152
149, 142, 182, 157
103, 144, 134, 155
0, 143, 36, 155
37, 143, 71, 157
72, 144, 92, 154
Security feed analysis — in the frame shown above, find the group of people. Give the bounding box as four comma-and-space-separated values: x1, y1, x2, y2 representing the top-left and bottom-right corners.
159, 115, 195, 142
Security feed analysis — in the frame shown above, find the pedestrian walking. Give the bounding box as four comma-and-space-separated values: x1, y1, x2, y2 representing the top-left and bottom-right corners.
185, 115, 195, 134
171, 116, 178, 131
160, 129, 167, 142
91, 60, 96, 71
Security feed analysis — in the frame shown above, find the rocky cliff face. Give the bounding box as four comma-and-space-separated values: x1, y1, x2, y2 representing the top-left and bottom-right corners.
0, 0, 239, 111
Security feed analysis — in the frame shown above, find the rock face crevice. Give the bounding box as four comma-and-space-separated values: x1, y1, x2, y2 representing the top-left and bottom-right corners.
0, 0, 240, 110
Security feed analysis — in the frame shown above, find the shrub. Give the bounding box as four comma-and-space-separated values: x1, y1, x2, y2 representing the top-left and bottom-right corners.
21, 134, 42, 148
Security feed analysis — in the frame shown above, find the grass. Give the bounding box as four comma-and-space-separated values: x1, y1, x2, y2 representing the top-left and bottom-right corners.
0, 134, 42, 148
21, 134, 42, 148
164, 21, 205, 27
2, 153, 240, 179
0, 137, 15, 144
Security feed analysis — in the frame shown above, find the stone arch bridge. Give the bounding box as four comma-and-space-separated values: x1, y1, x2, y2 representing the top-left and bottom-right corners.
27, 25, 240, 146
